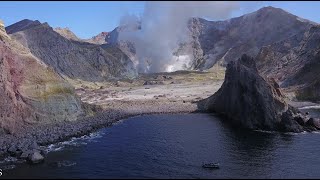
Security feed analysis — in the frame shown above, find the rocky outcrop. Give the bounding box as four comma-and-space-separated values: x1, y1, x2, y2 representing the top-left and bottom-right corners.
0, 20, 83, 135
0, 20, 5, 33
54, 27, 81, 41
200, 54, 319, 132
0, 20, 9, 41
6, 19, 137, 82
256, 25, 320, 102
85, 32, 109, 45
5, 19, 41, 34
55, 28, 109, 45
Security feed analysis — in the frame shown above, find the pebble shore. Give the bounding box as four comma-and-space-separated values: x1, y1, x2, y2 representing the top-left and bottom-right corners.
0, 99, 200, 163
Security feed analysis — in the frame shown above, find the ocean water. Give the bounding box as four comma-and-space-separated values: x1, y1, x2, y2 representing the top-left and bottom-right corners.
1, 112, 320, 179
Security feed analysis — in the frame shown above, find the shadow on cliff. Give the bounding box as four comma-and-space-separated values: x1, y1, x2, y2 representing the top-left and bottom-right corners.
196, 54, 320, 133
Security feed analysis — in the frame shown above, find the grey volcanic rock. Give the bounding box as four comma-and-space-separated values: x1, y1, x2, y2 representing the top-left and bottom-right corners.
105, 27, 120, 45
6, 20, 137, 82
103, 26, 140, 67
54, 27, 81, 41
6, 19, 41, 34
85, 32, 109, 45
90, 24, 140, 67
87, 26, 136, 46
201, 54, 315, 132
105, 23, 141, 45
186, 6, 316, 69
256, 25, 320, 101
96, 6, 315, 72
27, 151, 44, 164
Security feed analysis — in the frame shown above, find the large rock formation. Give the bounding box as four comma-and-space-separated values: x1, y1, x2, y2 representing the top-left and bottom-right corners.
5, 19, 137, 82
186, 6, 316, 70
0, 20, 83, 134
256, 25, 320, 102
94, 6, 315, 72
200, 54, 318, 132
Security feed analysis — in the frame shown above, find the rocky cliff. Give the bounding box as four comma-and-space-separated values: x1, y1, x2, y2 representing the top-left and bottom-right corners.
5, 19, 41, 34
256, 25, 320, 101
85, 32, 109, 45
200, 54, 319, 132
94, 6, 315, 73
0, 20, 5, 33
0, 20, 83, 135
186, 6, 316, 70
6, 19, 137, 82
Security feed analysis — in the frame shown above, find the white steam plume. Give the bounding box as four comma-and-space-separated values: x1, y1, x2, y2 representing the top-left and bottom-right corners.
119, 1, 239, 73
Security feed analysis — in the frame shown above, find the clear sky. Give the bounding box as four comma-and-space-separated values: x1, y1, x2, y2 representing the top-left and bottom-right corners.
0, 1, 319, 39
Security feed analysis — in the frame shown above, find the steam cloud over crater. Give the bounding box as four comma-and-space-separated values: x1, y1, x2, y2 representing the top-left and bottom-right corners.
119, 1, 239, 73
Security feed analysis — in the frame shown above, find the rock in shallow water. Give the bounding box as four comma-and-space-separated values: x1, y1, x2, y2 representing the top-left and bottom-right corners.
306, 118, 320, 129
200, 54, 315, 132
49, 160, 77, 168
27, 151, 44, 164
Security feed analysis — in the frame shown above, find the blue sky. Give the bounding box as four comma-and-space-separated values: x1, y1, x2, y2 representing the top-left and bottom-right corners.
0, 1, 319, 39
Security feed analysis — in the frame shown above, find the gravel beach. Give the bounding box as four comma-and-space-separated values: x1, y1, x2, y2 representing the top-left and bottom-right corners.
0, 80, 222, 163
1, 76, 318, 164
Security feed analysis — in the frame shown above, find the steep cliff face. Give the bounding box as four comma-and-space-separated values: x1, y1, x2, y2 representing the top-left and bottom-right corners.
93, 7, 315, 72
256, 25, 320, 101
102, 25, 140, 68
200, 54, 318, 132
0, 20, 83, 134
186, 6, 316, 69
6, 20, 137, 82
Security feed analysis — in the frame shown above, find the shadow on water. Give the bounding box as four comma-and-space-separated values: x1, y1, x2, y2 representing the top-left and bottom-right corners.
205, 113, 297, 178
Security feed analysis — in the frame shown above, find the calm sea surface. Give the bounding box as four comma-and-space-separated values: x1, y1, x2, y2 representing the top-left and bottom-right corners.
1, 110, 320, 179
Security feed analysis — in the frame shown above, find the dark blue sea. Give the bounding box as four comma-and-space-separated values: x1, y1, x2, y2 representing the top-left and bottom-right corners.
1, 110, 320, 179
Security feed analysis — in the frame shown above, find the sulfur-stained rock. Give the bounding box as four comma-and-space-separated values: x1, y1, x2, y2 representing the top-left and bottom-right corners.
0, 19, 83, 134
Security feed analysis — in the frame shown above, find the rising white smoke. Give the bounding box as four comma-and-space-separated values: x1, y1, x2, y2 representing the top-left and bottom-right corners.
119, 1, 239, 73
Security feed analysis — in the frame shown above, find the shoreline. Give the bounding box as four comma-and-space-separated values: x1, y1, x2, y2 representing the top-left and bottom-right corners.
0, 99, 201, 162
0, 79, 319, 165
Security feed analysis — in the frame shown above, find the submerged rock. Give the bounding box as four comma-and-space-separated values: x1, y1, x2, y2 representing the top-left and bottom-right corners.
200, 54, 315, 132
49, 160, 77, 168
